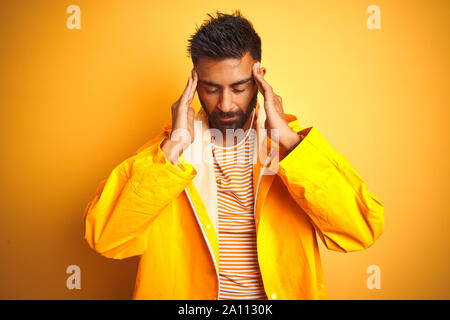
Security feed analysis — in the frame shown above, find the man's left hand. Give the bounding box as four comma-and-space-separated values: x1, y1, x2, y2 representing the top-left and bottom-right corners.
252, 62, 302, 153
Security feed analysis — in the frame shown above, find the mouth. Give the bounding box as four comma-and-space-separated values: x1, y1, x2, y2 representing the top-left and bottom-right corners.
218, 115, 238, 122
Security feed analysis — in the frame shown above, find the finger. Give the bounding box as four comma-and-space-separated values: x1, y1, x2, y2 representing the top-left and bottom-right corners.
184, 76, 192, 95
187, 107, 195, 122
252, 63, 264, 94
252, 66, 271, 100
186, 69, 198, 103
253, 63, 273, 98
180, 77, 192, 101
179, 76, 193, 107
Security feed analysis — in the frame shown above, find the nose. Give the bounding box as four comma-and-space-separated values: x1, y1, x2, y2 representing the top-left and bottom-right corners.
217, 88, 233, 113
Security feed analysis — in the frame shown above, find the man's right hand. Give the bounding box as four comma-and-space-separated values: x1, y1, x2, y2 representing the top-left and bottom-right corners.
161, 68, 198, 164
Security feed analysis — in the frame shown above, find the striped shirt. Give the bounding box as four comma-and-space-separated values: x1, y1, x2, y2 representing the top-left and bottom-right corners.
211, 112, 267, 300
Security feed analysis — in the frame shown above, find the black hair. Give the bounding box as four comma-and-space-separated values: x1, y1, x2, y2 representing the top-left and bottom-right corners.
187, 10, 261, 65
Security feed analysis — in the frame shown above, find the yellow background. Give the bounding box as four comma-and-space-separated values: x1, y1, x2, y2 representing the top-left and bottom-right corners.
0, 0, 448, 299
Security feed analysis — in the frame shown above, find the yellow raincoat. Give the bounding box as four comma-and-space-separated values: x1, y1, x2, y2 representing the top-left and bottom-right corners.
83, 100, 384, 300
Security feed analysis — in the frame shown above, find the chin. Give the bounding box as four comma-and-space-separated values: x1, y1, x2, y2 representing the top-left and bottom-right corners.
216, 124, 238, 133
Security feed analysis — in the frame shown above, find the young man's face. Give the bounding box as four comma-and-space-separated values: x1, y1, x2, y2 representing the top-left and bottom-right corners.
195, 51, 260, 133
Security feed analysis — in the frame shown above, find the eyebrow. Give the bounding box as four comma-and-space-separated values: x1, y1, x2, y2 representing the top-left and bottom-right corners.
198, 76, 253, 87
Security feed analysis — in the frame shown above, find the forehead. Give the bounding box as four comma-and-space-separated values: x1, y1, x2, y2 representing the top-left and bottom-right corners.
195, 51, 256, 85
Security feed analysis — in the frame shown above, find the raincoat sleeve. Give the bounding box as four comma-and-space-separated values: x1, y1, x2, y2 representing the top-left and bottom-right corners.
277, 125, 384, 253
83, 132, 196, 259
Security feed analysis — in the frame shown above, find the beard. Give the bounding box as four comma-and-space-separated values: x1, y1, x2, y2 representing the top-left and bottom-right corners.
199, 90, 258, 134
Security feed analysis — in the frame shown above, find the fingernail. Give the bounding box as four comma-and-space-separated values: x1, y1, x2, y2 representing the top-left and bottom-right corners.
255, 62, 261, 69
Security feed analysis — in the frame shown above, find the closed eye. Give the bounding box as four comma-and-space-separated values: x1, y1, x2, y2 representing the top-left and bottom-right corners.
206, 88, 246, 94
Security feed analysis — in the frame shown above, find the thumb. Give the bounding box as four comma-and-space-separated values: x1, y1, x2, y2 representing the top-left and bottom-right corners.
187, 107, 195, 125
187, 107, 195, 118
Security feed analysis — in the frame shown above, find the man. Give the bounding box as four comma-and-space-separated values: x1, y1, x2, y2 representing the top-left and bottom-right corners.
83, 11, 384, 300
